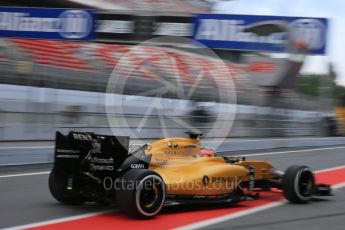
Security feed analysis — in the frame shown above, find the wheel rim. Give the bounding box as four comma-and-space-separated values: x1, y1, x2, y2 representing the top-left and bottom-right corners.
299, 171, 313, 196
140, 183, 159, 208
135, 175, 165, 216
294, 168, 314, 200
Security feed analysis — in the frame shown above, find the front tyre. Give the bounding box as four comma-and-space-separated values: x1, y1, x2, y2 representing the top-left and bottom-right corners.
49, 168, 85, 205
117, 169, 166, 218
282, 165, 315, 203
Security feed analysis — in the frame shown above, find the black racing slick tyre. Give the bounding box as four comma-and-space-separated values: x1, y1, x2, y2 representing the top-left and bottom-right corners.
49, 169, 85, 205
117, 169, 166, 219
282, 165, 315, 203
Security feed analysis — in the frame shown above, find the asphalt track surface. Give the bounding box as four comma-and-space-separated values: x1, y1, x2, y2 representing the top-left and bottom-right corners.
0, 145, 345, 229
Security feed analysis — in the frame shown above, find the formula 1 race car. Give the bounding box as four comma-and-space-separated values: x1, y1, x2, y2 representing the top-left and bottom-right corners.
49, 131, 332, 218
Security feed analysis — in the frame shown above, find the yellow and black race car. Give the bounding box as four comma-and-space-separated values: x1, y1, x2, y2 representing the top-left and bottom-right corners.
49, 131, 332, 218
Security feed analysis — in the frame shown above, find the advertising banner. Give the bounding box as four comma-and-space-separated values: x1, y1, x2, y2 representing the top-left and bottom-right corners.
152, 16, 193, 37
95, 14, 193, 42
96, 13, 135, 41
194, 14, 328, 54
0, 7, 95, 40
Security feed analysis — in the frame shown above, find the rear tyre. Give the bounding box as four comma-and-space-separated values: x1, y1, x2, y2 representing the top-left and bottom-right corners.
49, 168, 85, 205
117, 169, 166, 218
282, 165, 315, 203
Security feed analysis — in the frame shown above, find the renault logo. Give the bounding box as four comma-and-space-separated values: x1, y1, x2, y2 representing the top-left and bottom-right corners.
167, 141, 178, 148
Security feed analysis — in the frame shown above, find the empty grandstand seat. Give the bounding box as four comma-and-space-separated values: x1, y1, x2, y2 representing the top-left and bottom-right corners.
100, 0, 209, 13
10, 38, 94, 72
93, 42, 243, 90
96, 44, 129, 68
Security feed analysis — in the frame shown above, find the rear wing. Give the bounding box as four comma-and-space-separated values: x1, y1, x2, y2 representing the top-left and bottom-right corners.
54, 131, 129, 174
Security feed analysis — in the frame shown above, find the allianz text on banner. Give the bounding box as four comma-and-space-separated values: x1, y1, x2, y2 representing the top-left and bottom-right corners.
193, 14, 328, 55
0, 7, 95, 40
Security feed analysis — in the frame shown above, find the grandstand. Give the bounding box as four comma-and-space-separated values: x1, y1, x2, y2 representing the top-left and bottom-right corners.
0, 0, 245, 100
0, 1, 311, 108
65, 0, 211, 12
11, 39, 95, 73
0, 0, 211, 12
0, 37, 250, 103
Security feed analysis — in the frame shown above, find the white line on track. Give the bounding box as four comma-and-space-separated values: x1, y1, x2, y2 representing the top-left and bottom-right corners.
243, 146, 345, 157
175, 201, 287, 230
0, 146, 53, 150
333, 182, 345, 190
0, 171, 50, 178
314, 165, 345, 173
1, 138, 344, 149
2, 210, 114, 230
205, 137, 345, 143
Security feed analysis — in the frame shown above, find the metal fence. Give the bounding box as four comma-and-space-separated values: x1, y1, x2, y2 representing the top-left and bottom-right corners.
0, 92, 323, 141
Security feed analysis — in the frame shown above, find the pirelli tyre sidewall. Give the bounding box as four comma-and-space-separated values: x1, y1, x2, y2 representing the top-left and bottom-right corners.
117, 169, 166, 218
48, 168, 85, 205
283, 165, 315, 203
